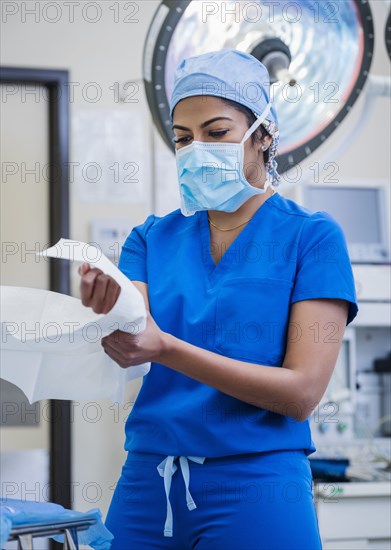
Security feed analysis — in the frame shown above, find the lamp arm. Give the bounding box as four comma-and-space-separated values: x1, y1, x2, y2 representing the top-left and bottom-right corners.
366, 74, 391, 97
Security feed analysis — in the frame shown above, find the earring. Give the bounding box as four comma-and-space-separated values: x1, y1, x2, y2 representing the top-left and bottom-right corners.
261, 144, 268, 152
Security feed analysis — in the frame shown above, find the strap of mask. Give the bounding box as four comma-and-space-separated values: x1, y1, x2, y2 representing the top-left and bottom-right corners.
241, 102, 272, 144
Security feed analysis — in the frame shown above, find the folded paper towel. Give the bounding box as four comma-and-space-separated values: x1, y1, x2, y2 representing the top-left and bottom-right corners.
0, 239, 150, 403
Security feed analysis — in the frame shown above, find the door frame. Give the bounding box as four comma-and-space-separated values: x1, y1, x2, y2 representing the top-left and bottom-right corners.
0, 66, 71, 509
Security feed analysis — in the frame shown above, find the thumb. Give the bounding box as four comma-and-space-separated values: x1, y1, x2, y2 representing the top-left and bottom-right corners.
78, 262, 91, 275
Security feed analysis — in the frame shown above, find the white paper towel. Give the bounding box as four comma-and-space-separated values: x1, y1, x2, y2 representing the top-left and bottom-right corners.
0, 239, 150, 403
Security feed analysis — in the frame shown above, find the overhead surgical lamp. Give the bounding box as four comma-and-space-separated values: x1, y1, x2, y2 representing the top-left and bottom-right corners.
143, 0, 375, 174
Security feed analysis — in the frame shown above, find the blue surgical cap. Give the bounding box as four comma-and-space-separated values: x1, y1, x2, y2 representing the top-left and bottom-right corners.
169, 49, 278, 126
169, 49, 281, 186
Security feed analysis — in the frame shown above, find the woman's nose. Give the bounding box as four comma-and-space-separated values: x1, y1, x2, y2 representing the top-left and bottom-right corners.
192, 133, 203, 141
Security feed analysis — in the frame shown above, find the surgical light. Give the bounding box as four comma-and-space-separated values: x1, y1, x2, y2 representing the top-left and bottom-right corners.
143, 0, 374, 174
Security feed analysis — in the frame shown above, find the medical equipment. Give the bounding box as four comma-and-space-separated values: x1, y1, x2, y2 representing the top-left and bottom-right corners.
381, 372, 391, 436
302, 184, 390, 264
310, 328, 357, 443
0, 498, 113, 550
356, 371, 384, 438
374, 351, 391, 436
143, 0, 375, 174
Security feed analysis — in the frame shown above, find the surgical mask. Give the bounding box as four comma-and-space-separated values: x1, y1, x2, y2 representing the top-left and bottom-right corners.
175, 102, 272, 217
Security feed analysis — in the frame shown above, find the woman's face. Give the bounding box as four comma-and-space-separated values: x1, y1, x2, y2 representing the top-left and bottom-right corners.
172, 96, 272, 188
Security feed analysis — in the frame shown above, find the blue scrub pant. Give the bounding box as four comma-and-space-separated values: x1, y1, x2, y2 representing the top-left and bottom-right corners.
105, 449, 322, 550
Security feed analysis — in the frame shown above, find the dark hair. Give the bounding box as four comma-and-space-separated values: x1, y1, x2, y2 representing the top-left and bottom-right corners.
218, 97, 270, 164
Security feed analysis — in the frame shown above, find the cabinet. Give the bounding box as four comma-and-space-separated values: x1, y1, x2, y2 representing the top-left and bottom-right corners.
314, 482, 391, 549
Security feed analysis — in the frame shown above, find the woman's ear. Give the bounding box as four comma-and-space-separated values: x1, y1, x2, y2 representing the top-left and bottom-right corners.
260, 134, 273, 152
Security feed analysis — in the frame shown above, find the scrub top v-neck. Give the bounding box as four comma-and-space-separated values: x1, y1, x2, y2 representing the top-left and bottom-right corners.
118, 192, 358, 458
198, 197, 272, 280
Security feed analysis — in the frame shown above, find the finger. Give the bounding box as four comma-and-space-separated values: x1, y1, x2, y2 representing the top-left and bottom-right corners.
102, 345, 124, 367
89, 273, 111, 313
102, 332, 137, 355
80, 267, 104, 306
102, 340, 130, 369
102, 331, 129, 353
101, 281, 121, 314
78, 263, 91, 276
102, 331, 126, 349
103, 335, 140, 363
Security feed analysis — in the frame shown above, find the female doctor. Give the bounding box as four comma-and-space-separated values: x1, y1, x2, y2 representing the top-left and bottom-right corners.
79, 50, 358, 549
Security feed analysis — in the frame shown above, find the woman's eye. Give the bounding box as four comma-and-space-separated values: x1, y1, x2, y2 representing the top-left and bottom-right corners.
172, 136, 192, 144
172, 130, 229, 144
209, 130, 229, 138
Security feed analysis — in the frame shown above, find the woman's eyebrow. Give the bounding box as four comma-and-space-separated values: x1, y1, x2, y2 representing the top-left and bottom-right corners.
200, 116, 233, 129
172, 117, 233, 131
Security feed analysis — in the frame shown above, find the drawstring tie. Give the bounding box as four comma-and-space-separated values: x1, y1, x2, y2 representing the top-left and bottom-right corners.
157, 455, 205, 537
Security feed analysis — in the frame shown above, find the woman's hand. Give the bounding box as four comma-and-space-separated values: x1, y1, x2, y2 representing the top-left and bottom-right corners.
78, 262, 121, 314
101, 310, 167, 368
78, 262, 167, 367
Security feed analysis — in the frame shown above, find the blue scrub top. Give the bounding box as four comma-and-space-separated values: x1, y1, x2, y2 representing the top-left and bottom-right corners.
118, 192, 358, 458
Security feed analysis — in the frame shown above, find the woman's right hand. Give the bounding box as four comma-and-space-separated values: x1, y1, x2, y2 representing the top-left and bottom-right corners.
78, 262, 121, 314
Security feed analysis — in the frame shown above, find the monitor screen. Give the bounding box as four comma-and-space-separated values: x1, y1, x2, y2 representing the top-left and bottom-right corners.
305, 187, 380, 244
304, 186, 389, 263
316, 336, 355, 407
326, 340, 351, 399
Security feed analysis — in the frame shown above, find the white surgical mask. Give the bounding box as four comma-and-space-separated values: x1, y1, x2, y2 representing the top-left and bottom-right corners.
175, 102, 272, 217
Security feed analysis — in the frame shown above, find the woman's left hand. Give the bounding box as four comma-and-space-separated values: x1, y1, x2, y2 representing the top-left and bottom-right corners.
101, 310, 167, 368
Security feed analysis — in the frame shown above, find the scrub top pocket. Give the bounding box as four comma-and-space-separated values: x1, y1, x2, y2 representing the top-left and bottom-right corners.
214, 277, 294, 366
